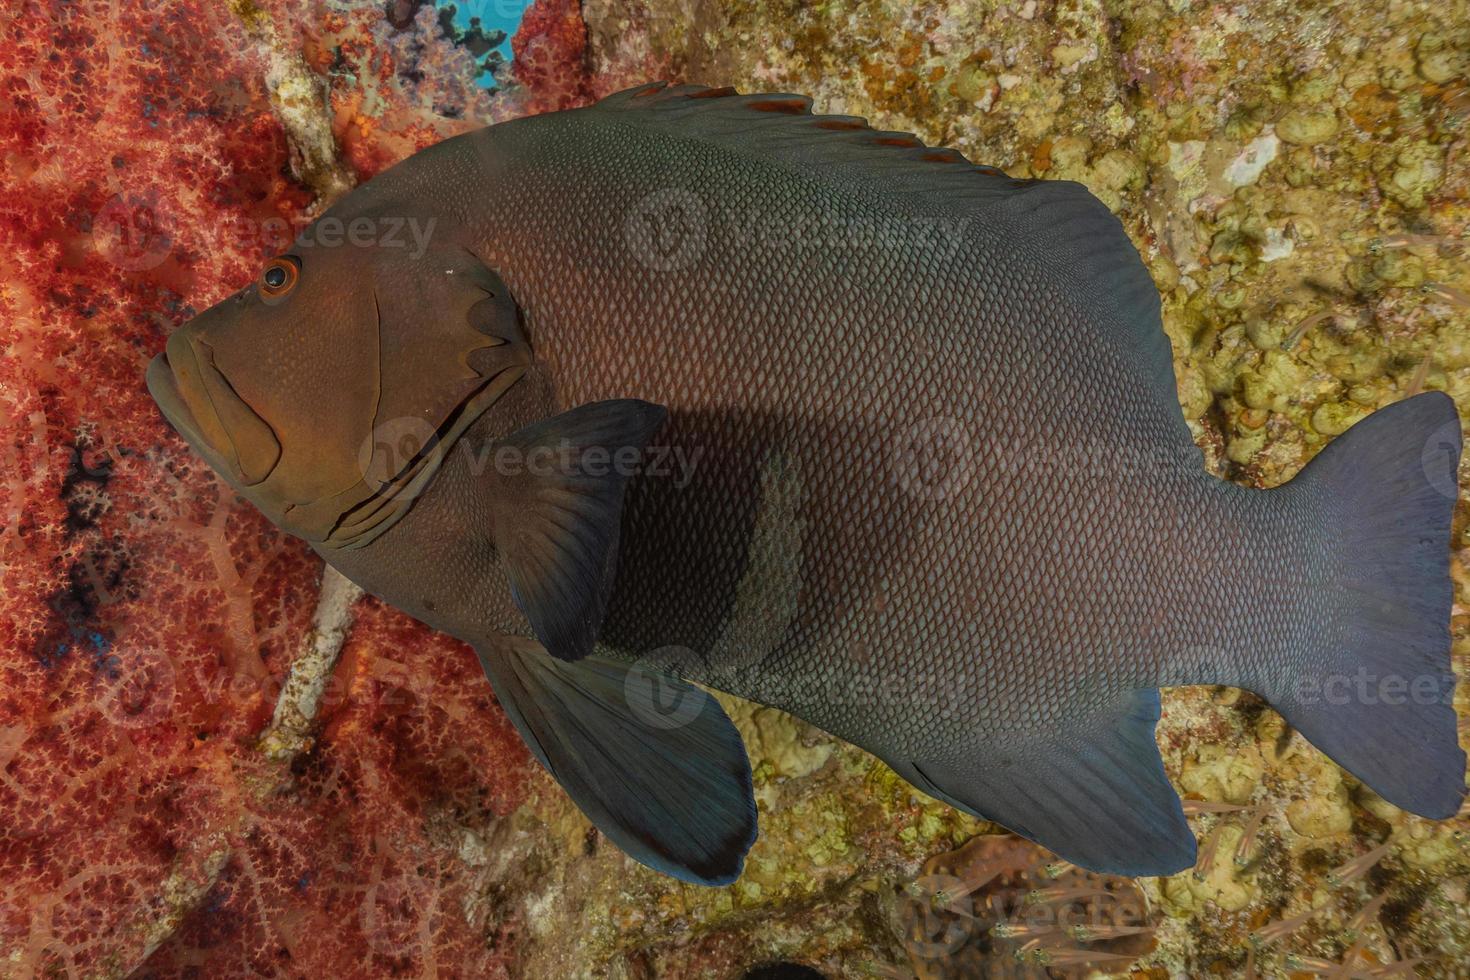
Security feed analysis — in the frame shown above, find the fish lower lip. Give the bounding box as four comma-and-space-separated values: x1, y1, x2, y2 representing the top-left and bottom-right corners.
146, 350, 202, 446
147, 350, 214, 459
145, 347, 249, 486
152, 332, 282, 486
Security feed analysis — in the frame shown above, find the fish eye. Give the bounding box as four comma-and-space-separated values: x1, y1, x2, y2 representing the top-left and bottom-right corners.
260, 256, 300, 297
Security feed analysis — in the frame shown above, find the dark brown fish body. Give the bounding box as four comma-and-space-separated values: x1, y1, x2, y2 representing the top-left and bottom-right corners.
151, 84, 1465, 883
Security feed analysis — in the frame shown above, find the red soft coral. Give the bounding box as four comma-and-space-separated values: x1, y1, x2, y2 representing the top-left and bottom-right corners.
0, 0, 537, 975
511, 0, 594, 112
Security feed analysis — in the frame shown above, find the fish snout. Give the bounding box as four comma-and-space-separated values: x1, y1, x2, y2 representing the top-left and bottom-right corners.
149, 329, 281, 486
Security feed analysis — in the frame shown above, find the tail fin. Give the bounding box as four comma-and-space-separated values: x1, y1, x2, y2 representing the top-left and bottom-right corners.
1264, 391, 1465, 818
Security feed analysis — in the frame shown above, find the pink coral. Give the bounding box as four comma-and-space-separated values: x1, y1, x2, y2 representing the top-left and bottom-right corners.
0, 0, 533, 974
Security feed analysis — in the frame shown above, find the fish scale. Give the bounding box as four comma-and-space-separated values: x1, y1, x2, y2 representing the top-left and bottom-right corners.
148, 82, 1464, 884
475, 94, 1284, 766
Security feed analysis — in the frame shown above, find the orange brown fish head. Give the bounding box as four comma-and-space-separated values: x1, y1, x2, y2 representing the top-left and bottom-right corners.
147, 225, 530, 549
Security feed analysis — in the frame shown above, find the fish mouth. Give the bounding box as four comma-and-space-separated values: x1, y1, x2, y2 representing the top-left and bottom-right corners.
146, 331, 281, 487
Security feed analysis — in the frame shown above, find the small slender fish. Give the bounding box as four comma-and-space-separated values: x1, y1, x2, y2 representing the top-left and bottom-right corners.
147, 83, 1465, 884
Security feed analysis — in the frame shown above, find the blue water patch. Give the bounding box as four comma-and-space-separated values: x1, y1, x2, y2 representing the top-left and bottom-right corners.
441, 0, 535, 88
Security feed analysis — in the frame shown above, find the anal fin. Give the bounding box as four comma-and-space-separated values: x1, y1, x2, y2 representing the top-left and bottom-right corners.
476, 638, 757, 885
893, 689, 1194, 877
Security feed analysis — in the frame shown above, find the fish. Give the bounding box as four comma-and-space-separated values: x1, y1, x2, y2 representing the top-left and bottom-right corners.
147, 82, 1466, 884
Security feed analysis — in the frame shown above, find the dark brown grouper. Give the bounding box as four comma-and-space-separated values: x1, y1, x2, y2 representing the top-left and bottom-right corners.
147, 82, 1466, 884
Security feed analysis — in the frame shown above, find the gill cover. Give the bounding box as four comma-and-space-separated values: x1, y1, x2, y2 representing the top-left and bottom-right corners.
290, 249, 532, 549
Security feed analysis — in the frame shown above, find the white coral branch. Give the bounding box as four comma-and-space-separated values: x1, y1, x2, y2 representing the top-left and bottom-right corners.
258, 565, 363, 761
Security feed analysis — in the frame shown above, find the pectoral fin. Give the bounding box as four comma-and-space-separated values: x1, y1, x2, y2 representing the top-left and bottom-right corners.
476, 638, 757, 885
491, 399, 667, 663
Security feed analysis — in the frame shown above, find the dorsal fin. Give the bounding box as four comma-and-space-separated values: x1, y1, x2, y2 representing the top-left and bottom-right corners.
588, 82, 1184, 423
590, 81, 1025, 214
